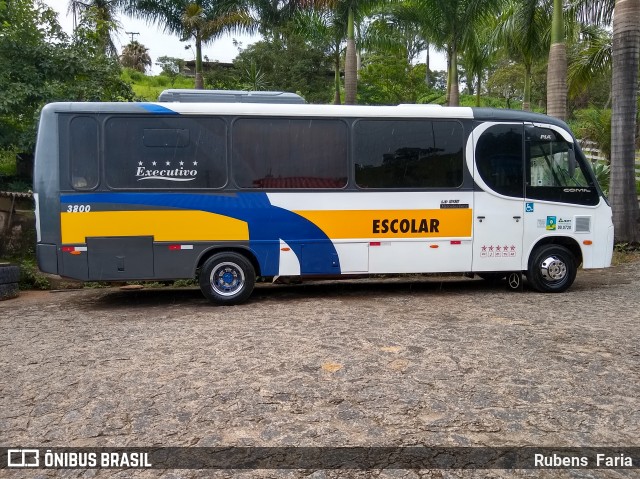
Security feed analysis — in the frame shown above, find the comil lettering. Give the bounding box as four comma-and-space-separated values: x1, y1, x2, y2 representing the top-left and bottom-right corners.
372, 218, 440, 234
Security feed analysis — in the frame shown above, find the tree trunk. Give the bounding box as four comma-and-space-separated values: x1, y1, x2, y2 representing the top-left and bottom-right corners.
344, 7, 357, 105
523, 62, 532, 111
195, 35, 204, 90
610, 0, 640, 243
425, 43, 430, 87
546, 0, 566, 119
476, 74, 481, 107
334, 49, 341, 105
449, 44, 459, 106
445, 46, 452, 105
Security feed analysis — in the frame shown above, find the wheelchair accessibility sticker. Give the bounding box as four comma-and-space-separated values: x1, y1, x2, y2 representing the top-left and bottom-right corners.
525, 202, 534, 213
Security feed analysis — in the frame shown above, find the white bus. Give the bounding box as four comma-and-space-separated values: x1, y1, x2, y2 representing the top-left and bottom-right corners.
34, 102, 613, 304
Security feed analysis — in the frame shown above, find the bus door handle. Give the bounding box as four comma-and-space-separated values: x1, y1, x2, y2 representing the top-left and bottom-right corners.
477, 216, 485, 222
513, 216, 521, 222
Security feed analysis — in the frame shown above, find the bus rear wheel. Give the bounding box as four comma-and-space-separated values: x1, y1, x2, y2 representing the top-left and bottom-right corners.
527, 245, 576, 293
199, 252, 255, 305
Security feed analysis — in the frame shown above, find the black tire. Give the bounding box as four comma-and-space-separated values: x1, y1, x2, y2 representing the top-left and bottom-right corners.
0, 282, 19, 300
0, 264, 20, 285
527, 245, 577, 293
199, 252, 256, 305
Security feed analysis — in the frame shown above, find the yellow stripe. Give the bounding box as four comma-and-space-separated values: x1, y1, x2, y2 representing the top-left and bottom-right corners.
61, 210, 248, 244
294, 209, 472, 239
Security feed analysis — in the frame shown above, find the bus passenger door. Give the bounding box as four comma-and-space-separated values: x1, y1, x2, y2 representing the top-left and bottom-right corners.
470, 123, 525, 273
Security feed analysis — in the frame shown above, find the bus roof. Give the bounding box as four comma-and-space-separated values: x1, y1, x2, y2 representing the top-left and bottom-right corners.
39, 102, 569, 128
158, 89, 307, 104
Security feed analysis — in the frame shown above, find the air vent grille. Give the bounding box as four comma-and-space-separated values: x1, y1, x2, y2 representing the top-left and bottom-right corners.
575, 216, 591, 233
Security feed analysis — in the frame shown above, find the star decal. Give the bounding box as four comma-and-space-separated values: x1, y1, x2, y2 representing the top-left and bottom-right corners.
138, 161, 143, 166
152, 161, 157, 166
166, 161, 171, 166
193, 161, 198, 166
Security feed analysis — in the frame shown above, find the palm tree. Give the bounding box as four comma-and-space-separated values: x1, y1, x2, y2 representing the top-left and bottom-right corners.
294, 9, 346, 104
494, 0, 549, 111
459, 22, 497, 107
120, 40, 152, 72
414, 0, 501, 107
124, 0, 254, 89
68, 0, 123, 57
567, 24, 611, 101
573, 0, 639, 242
609, 0, 640, 242
546, 0, 567, 119
333, 0, 384, 104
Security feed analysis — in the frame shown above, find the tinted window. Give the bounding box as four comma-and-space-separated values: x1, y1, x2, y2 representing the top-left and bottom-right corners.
526, 126, 599, 205
70, 116, 99, 190
475, 124, 523, 197
105, 117, 226, 189
354, 120, 463, 189
232, 118, 348, 189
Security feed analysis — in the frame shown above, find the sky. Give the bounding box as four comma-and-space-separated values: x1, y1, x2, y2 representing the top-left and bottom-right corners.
42, 0, 444, 76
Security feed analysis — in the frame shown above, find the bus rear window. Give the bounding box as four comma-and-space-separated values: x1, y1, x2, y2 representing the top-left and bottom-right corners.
69, 116, 99, 190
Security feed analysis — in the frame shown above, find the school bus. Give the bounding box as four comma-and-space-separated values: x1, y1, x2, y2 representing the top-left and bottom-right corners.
34, 102, 613, 304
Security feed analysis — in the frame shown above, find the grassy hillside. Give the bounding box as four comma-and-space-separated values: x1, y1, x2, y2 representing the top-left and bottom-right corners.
122, 69, 196, 101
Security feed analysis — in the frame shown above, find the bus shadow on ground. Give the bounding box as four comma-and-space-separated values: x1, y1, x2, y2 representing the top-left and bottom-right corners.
86, 276, 523, 309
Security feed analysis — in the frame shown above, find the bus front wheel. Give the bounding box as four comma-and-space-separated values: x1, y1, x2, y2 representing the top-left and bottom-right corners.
527, 245, 576, 293
199, 252, 256, 305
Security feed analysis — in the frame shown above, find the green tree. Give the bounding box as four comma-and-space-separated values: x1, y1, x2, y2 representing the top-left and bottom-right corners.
233, 26, 333, 103
120, 40, 152, 72
156, 55, 186, 86
337, 0, 384, 104
294, 9, 346, 104
494, 0, 549, 111
358, 53, 431, 104
0, 0, 134, 158
125, 0, 254, 89
413, 0, 502, 106
568, 24, 611, 105
68, 0, 123, 57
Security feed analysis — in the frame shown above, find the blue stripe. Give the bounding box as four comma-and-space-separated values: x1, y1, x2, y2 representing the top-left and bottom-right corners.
139, 104, 178, 115
61, 192, 340, 276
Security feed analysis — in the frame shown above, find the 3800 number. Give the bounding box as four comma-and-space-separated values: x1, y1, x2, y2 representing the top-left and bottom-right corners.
66, 204, 91, 213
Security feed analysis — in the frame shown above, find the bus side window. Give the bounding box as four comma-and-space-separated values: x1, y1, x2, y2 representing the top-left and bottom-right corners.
69, 116, 99, 190
475, 124, 524, 197
354, 119, 464, 189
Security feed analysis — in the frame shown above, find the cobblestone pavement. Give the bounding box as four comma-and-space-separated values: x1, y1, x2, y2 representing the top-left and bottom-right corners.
1, 262, 639, 479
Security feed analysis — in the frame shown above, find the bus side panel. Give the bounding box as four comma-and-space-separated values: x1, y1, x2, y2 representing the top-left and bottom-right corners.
87, 236, 154, 280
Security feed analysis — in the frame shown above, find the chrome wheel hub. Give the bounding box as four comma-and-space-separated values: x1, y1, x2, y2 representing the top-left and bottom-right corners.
210, 262, 245, 297
540, 255, 567, 282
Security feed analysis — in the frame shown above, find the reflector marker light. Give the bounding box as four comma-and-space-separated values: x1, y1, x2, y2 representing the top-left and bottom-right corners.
450, 240, 461, 245
583, 240, 593, 245
62, 246, 87, 252
370, 242, 381, 246
169, 244, 194, 250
